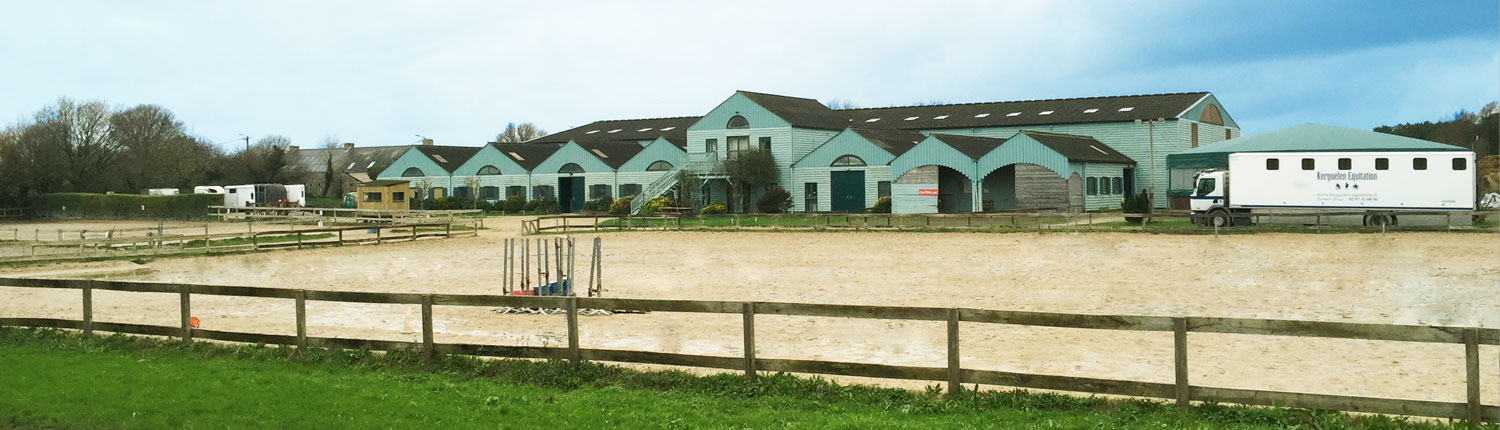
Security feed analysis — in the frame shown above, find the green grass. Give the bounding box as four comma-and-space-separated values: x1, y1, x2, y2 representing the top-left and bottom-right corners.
181, 233, 336, 248
0, 328, 1477, 430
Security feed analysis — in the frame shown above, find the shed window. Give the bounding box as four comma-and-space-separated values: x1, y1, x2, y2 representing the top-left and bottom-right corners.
1086, 177, 1098, 195
831, 155, 866, 167
454, 187, 472, 199
476, 165, 501, 175
481, 186, 500, 200
727, 115, 749, 129
401, 167, 424, 177
1225, 129, 1232, 140
506, 186, 525, 199
1301, 158, 1315, 170
1453, 157, 1467, 170
431, 187, 445, 198
759, 136, 771, 152
363, 192, 382, 202
877, 181, 891, 198
646, 160, 673, 171
726, 136, 750, 160
1375, 158, 1389, 170
1112, 177, 1123, 193
1100, 177, 1110, 195
1265, 158, 1279, 170
1413, 158, 1427, 170
534, 185, 554, 200
558, 163, 584, 174
1191, 123, 1199, 148
392, 192, 405, 202
620, 184, 642, 197
590, 184, 612, 199
705, 138, 717, 153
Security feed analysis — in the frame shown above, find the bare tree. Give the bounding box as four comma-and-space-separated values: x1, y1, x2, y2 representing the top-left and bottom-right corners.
320, 136, 340, 197
495, 122, 548, 143
824, 98, 858, 110
111, 104, 219, 191
464, 176, 482, 209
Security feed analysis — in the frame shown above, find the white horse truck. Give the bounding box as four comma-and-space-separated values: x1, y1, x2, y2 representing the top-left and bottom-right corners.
1191, 151, 1475, 227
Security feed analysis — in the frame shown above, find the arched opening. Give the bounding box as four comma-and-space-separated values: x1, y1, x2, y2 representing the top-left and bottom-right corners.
726, 115, 749, 129
1199, 104, 1224, 126
646, 160, 673, 171
894, 165, 972, 213
401, 167, 424, 177
830, 155, 866, 167
976, 163, 1068, 212
558, 163, 584, 175
476, 165, 501, 175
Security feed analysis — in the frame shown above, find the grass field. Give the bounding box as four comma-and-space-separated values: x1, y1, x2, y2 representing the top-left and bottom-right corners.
0, 328, 1480, 430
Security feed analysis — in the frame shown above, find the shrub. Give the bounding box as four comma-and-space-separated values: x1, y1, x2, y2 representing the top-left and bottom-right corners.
581, 197, 613, 213
502, 195, 527, 213
641, 196, 674, 215
31, 193, 223, 220
535, 196, 560, 214
523, 200, 540, 212
867, 196, 891, 214
1122, 190, 1150, 213
755, 186, 791, 213
700, 202, 727, 214
608, 196, 634, 215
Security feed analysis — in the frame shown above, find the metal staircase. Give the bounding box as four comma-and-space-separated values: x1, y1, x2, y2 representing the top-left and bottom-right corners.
630, 152, 721, 214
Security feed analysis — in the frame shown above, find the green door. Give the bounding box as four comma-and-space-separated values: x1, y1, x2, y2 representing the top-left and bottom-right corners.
558, 177, 586, 212
830, 170, 865, 213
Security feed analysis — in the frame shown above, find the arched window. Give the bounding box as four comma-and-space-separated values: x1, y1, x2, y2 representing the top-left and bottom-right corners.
1199, 104, 1224, 126
401, 167, 424, 177
558, 163, 584, 174
646, 160, 674, 171
726, 115, 749, 129
476, 165, 501, 175
831, 155, 866, 167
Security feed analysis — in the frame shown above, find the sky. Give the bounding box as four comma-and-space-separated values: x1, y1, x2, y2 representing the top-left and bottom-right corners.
1, 1, 1496, 151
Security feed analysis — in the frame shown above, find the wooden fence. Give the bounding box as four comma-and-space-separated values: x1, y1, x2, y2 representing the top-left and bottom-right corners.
211, 206, 483, 225
522, 210, 1497, 235
0, 220, 480, 264
0, 277, 1493, 423
0, 208, 23, 219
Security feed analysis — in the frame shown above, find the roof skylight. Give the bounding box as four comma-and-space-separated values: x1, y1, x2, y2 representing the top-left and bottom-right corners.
1090, 145, 1108, 154
1083, 108, 1099, 114
367, 161, 376, 168
865, 118, 881, 123
607, 129, 622, 133
660, 127, 675, 131
432, 154, 448, 163
974, 113, 991, 118
904, 116, 919, 121
346, 162, 356, 170
1006, 112, 1021, 117
1118, 107, 1135, 112
590, 149, 608, 158
585, 130, 600, 134
508, 152, 524, 161
934, 115, 950, 120
1039, 111, 1054, 115
637, 128, 652, 132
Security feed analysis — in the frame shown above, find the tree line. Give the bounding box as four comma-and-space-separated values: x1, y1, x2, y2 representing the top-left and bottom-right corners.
1374, 101, 1499, 157
0, 98, 302, 204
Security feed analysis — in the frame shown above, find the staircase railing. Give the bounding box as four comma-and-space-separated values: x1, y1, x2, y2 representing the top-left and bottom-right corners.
630, 152, 720, 214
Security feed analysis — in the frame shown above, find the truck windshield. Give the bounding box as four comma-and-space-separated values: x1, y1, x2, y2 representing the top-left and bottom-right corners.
1195, 178, 1216, 197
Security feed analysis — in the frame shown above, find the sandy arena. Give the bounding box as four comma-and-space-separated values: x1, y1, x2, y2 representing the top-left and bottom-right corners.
2, 217, 1497, 406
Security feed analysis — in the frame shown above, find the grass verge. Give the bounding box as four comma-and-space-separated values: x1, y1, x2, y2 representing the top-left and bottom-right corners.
0, 328, 1479, 429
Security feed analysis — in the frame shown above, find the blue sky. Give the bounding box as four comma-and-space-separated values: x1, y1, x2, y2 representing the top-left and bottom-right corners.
1, 1, 1495, 150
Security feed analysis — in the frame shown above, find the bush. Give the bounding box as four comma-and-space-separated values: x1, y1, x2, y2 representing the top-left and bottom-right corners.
502, 194, 527, 213
700, 202, 727, 214
755, 186, 791, 213
608, 195, 634, 215
523, 200, 540, 212
640, 196, 674, 215
867, 196, 891, 214
581, 197, 613, 213
535, 196, 560, 214
31, 193, 223, 220
1122, 190, 1150, 213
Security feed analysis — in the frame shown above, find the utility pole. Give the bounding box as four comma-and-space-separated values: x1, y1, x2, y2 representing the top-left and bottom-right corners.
1147, 119, 1157, 216
244, 136, 251, 152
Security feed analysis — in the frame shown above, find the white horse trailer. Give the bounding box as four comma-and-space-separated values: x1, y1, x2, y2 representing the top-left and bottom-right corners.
1192, 151, 1476, 227
285, 184, 306, 207
221, 184, 291, 208
193, 186, 225, 195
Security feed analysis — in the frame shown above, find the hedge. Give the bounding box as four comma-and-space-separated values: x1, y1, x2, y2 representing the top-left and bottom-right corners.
30, 193, 223, 220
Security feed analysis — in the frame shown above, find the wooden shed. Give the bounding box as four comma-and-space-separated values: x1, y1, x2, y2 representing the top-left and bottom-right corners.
355, 180, 412, 211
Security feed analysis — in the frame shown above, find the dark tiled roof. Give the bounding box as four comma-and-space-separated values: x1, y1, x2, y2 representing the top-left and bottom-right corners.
292, 145, 412, 174
577, 141, 647, 169
415, 146, 482, 173
929, 134, 1007, 160
739, 91, 854, 131
491, 143, 563, 171
360, 179, 411, 187
659, 135, 686, 149
840, 92, 1210, 130
1019, 131, 1135, 164
849, 128, 926, 157
530, 116, 698, 145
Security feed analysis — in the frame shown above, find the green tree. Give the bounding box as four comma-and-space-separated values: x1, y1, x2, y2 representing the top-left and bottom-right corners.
494, 123, 548, 143
720, 149, 779, 213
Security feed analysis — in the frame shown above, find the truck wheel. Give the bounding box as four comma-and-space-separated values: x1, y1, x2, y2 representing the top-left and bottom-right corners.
1208, 209, 1230, 228
1365, 214, 1395, 227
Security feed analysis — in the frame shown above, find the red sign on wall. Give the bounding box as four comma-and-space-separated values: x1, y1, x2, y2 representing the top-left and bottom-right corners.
918, 189, 939, 196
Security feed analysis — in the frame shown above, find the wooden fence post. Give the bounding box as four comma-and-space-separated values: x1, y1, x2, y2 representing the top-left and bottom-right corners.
421, 294, 434, 360
338, 229, 344, 246
743, 302, 756, 380
295, 290, 307, 348
1174, 317, 1189, 411
375, 227, 382, 244
567, 296, 581, 364
179, 284, 192, 343
81, 281, 93, 336
1465, 328, 1480, 426
296, 232, 303, 249
948, 308, 962, 396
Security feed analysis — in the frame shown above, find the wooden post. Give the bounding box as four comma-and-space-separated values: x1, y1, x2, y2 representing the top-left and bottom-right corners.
1465, 328, 1480, 426
445, 222, 452, 238
567, 237, 575, 296
375, 227, 382, 244
179, 284, 192, 342
296, 232, 302, 249
251, 233, 259, 250
948, 308, 961, 396
82, 282, 94, 336
566, 296, 580, 364
743, 302, 756, 380
1173, 317, 1189, 411
421, 294, 434, 360
295, 290, 307, 348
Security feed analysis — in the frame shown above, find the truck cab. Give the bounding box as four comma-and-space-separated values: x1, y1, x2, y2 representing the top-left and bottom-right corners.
1189, 170, 1227, 213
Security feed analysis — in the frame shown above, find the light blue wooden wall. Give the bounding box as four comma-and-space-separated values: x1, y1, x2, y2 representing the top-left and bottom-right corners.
376, 147, 454, 195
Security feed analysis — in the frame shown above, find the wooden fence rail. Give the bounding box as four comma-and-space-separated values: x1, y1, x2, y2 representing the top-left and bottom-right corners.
0, 277, 1494, 424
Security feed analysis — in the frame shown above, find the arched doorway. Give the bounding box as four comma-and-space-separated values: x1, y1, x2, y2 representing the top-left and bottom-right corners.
976, 163, 1069, 212
894, 165, 972, 213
